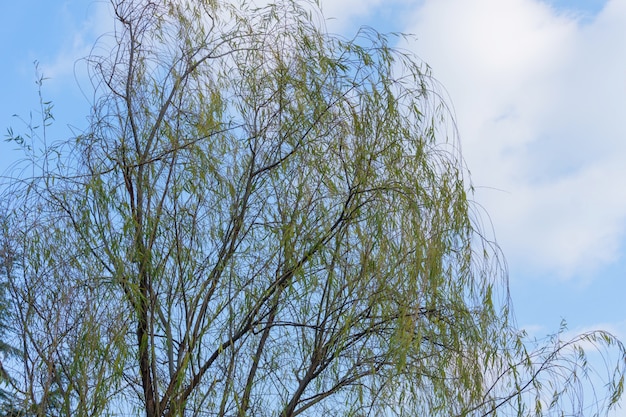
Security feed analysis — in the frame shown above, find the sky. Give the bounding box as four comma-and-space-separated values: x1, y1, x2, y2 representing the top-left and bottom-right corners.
1, 0, 625, 414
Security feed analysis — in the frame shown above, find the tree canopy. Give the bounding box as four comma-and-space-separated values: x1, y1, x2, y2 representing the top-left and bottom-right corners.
0, 0, 624, 416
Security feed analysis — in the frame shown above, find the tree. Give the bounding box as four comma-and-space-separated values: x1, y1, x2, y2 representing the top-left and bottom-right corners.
1, 0, 624, 416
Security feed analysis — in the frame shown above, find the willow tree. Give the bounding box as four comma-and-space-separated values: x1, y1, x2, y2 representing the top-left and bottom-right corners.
1, 0, 624, 416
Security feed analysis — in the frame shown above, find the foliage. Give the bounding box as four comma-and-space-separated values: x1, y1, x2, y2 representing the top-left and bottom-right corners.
1, 0, 624, 416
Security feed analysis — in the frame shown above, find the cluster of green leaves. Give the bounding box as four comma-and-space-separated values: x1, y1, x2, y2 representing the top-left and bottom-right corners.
0, 1, 623, 416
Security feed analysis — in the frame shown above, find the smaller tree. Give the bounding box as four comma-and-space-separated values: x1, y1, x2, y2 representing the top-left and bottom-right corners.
0, 216, 18, 416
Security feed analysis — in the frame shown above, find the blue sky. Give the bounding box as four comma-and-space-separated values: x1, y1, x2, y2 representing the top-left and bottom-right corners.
1, 0, 625, 413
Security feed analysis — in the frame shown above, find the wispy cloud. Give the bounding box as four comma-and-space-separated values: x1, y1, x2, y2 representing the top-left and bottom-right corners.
40, 2, 113, 87
401, 0, 626, 281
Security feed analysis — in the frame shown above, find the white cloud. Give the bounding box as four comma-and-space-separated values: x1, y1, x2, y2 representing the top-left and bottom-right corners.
319, 0, 415, 33
401, 0, 626, 281
40, 1, 113, 88
319, 0, 384, 21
